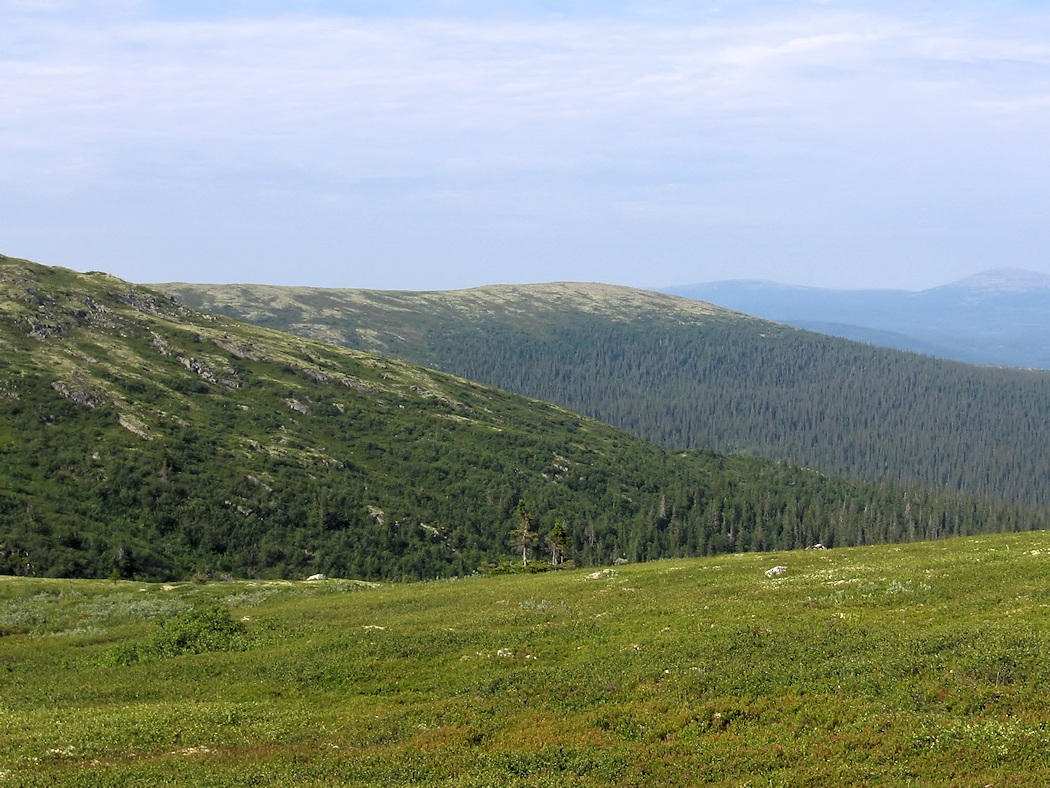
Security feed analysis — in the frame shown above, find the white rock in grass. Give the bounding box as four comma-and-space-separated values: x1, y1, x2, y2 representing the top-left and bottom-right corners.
765, 565, 788, 578
306, 573, 327, 581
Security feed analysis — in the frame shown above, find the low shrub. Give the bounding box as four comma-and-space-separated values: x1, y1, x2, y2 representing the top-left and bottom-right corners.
106, 603, 248, 664
477, 559, 556, 575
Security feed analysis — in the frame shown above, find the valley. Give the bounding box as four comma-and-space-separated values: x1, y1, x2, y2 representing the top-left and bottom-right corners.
6, 255, 1038, 581
2, 254, 1050, 784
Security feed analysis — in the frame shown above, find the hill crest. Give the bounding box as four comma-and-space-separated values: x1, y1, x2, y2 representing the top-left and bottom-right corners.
5, 254, 1045, 581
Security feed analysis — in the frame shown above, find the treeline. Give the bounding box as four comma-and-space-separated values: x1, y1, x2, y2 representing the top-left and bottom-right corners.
0, 369, 1044, 583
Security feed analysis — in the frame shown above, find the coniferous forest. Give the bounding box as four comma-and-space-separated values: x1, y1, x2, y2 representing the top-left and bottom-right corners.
164, 281, 1050, 509
1, 257, 1045, 581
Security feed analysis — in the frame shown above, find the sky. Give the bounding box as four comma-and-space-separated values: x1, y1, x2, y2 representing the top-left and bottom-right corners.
4, 1, 1050, 291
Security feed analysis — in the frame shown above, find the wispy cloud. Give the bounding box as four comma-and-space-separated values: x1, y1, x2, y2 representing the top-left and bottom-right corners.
4, 2, 1050, 286
7, 9, 1048, 152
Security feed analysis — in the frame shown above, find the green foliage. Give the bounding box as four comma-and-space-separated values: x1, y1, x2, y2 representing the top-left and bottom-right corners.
548, 518, 570, 565
165, 280, 1050, 510
477, 558, 555, 575
1, 257, 1048, 584
107, 602, 248, 664
5, 533, 1050, 784
510, 499, 536, 566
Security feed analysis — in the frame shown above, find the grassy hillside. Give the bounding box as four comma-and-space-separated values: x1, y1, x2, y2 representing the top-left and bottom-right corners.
3, 532, 1050, 784
161, 281, 1050, 509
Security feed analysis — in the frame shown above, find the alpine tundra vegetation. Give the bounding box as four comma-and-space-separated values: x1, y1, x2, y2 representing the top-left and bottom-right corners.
2, 533, 1050, 784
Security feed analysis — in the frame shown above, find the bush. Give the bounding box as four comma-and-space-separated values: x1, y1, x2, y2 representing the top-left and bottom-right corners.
477, 559, 555, 575
106, 603, 248, 664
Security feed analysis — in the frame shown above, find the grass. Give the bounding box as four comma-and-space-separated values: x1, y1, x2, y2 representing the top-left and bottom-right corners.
3, 533, 1050, 785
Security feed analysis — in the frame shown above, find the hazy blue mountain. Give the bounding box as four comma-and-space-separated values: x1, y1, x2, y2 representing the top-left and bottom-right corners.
664, 268, 1050, 369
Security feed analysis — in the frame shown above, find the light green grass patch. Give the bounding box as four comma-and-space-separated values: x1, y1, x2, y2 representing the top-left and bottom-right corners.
4, 533, 1050, 784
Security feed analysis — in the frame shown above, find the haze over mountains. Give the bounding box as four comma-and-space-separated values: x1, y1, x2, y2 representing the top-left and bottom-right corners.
664, 268, 1050, 369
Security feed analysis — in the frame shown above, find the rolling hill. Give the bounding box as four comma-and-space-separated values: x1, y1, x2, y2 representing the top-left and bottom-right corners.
8, 255, 1040, 581
161, 279, 1050, 510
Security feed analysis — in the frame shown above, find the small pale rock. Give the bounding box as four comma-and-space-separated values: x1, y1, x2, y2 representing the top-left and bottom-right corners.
285, 398, 311, 415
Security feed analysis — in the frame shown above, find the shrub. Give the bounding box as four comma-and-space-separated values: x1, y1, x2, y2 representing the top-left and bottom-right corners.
106, 603, 248, 664
477, 559, 555, 575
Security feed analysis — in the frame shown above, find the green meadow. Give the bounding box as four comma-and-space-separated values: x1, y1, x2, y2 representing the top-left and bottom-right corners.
4, 532, 1050, 786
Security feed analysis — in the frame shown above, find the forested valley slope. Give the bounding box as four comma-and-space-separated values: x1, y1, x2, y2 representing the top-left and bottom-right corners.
1, 256, 1045, 581
163, 280, 1050, 510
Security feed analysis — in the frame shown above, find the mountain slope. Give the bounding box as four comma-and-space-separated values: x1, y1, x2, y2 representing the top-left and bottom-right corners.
10, 255, 1041, 580
664, 268, 1050, 369
161, 279, 1050, 510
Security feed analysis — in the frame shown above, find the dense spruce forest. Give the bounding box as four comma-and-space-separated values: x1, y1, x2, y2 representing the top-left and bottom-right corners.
163, 281, 1050, 509
1, 256, 1045, 582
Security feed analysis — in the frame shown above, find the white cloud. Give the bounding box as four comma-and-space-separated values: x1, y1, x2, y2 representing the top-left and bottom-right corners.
4, 2, 1050, 286
4, 11, 1042, 145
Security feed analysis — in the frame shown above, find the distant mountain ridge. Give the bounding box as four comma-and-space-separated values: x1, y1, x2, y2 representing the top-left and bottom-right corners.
663, 268, 1050, 368
942, 267, 1050, 293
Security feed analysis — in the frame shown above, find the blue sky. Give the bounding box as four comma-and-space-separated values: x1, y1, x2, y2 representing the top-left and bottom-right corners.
4, 1, 1050, 290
